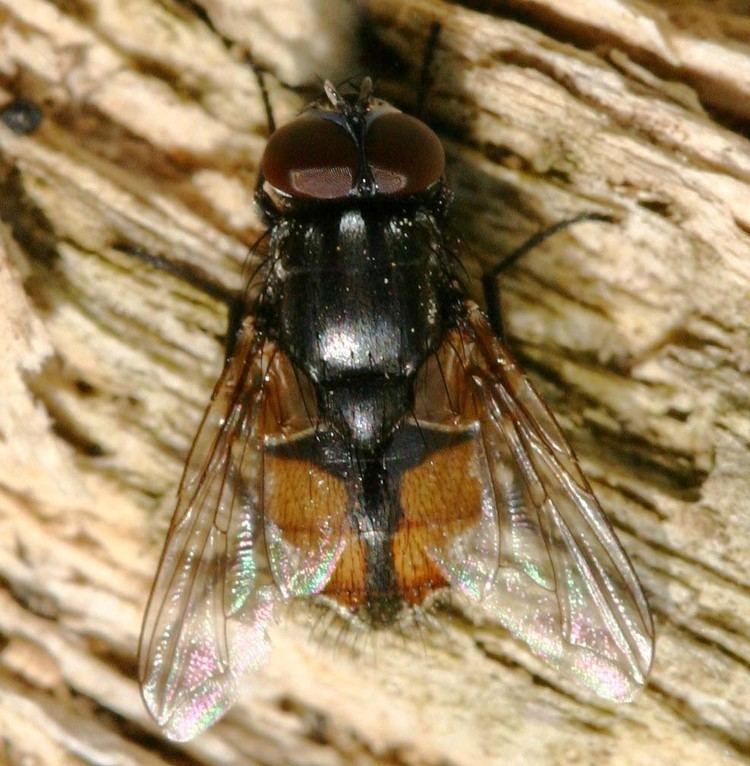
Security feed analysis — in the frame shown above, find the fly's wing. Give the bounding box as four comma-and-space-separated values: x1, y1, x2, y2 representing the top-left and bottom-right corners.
138, 319, 346, 741
411, 303, 654, 700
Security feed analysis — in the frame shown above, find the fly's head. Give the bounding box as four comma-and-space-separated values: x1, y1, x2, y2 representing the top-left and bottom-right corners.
257, 78, 447, 217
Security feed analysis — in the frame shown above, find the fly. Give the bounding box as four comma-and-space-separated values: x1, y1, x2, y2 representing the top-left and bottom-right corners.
138, 56, 654, 741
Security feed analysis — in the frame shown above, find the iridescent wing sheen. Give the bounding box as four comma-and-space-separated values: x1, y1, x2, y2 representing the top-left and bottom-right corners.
412, 303, 654, 700
138, 320, 346, 741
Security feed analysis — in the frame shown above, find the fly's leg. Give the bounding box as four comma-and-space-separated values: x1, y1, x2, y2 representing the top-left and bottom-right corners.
244, 55, 281, 226
245, 54, 277, 136
224, 294, 247, 362
112, 56, 275, 362
112, 243, 247, 364
482, 212, 614, 339
415, 22, 441, 119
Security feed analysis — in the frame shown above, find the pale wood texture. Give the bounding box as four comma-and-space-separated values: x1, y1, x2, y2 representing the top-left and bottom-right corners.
1, 0, 750, 764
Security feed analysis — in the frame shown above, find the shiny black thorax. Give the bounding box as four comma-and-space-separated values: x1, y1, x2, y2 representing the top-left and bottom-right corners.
256, 195, 461, 454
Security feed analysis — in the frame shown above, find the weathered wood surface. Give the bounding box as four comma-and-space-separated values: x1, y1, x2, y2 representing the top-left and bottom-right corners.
1, 0, 750, 763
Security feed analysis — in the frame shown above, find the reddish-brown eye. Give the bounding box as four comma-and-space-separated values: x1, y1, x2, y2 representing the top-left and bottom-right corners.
365, 113, 445, 196
261, 117, 358, 199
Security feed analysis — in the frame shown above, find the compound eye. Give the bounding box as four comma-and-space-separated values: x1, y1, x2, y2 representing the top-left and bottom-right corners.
365, 112, 445, 196
261, 117, 358, 199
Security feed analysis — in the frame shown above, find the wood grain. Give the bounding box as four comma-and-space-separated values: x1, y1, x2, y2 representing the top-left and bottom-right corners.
1, 0, 749, 763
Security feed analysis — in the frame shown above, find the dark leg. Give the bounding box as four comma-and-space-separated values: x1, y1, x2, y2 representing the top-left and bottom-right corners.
245, 56, 278, 210
113, 244, 237, 305
170, 5, 276, 137
224, 294, 246, 363
415, 22, 441, 119
482, 270, 507, 341
112, 243, 246, 362
244, 54, 276, 136
113, 50, 274, 363
482, 212, 614, 338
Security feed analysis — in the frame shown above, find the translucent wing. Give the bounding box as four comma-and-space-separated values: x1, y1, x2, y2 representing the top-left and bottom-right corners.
138, 319, 346, 741
411, 303, 654, 700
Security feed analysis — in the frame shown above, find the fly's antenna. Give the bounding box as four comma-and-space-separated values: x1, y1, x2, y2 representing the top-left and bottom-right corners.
324, 79, 355, 120
358, 76, 374, 104
324, 80, 343, 109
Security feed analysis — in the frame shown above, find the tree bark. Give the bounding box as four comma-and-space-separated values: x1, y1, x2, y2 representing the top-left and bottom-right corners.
1, 1, 750, 764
